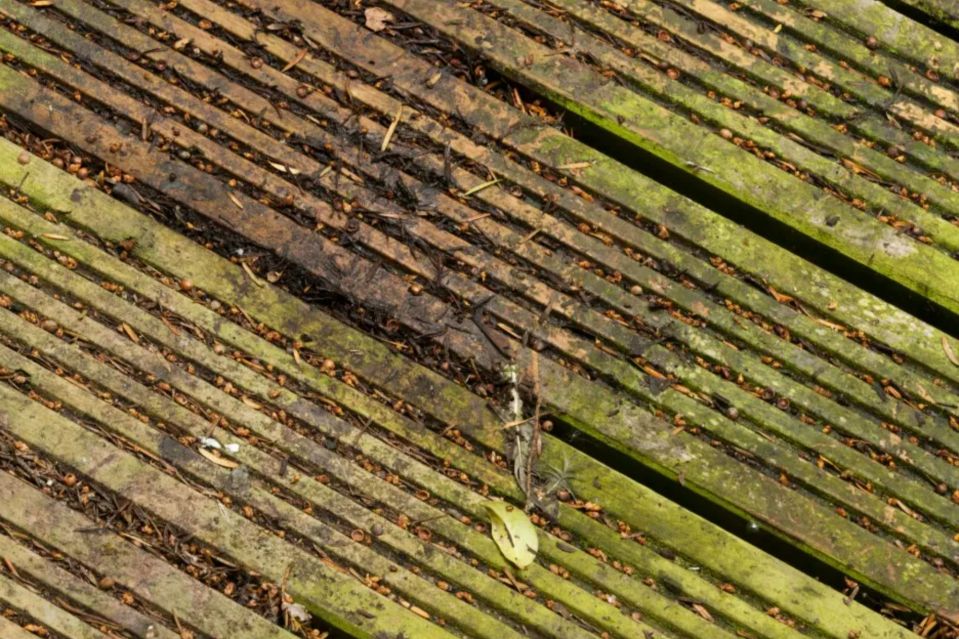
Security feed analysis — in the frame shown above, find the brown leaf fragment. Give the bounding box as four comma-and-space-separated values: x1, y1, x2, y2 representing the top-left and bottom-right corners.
767, 285, 794, 304
120, 322, 139, 343
364, 7, 394, 32
691, 603, 714, 622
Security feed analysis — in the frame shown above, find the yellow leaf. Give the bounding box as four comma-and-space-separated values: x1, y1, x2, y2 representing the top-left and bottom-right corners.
484, 500, 538, 569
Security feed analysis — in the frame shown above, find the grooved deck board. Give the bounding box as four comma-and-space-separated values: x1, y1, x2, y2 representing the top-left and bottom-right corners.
0, 139, 924, 638
361, 0, 959, 315
0, 0, 955, 637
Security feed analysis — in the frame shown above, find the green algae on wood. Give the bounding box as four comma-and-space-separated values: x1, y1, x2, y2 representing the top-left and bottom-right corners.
58, 0, 959, 439
246, 0, 959, 393
0, 387, 457, 639
0, 143, 927, 637
1, 100, 959, 624
888, 0, 959, 30
496, 0, 959, 253
805, 0, 959, 75
3, 0, 956, 430
374, 0, 959, 315
0, 264, 638, 639
0, 2, 956, 624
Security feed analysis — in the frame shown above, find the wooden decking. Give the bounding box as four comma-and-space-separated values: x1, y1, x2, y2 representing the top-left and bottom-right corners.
0, 0, 956, 637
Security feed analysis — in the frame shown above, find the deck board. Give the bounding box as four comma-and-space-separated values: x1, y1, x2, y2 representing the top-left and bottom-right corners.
363, 0, 959, 315
0, 535, 181, 639
0, 138, 925, 637
0, 0, 957, 636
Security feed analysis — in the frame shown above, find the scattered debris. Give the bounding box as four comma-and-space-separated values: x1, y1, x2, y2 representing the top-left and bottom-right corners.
282, 600, 311, 623
556, 161, 593, 170
226, 191, 244, 209
241, 261, 264, 287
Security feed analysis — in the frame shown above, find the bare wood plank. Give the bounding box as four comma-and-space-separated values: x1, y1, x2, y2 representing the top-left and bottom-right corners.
668, 0, 959, 118
120, 0, 959, 443
0, 574, 109, 639
0, 535, 179, 639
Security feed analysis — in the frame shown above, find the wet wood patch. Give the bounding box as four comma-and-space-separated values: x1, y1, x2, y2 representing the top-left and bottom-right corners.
0, 0, 956, 637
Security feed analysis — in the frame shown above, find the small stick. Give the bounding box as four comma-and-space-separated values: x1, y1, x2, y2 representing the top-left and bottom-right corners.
381, 106, 403, 152
462, 178, 500, 197
281, 48, 308, 72
526, 351, 542, 504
